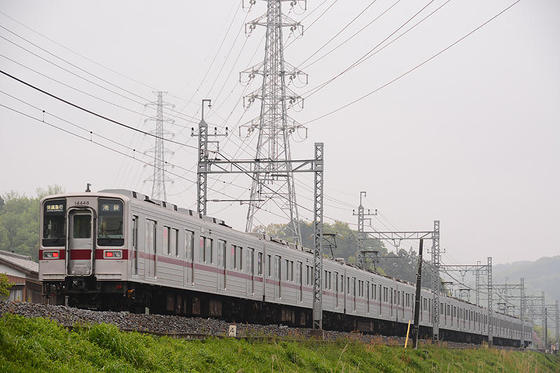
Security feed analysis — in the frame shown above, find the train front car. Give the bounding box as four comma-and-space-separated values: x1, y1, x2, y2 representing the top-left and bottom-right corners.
40, 192, 130, 308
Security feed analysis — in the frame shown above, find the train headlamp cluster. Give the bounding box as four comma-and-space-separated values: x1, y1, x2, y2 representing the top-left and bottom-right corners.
43, 251, 60, 259
103, 250, 122, 259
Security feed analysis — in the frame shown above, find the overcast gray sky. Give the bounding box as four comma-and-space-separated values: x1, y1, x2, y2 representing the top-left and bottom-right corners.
0, 0, 558, 265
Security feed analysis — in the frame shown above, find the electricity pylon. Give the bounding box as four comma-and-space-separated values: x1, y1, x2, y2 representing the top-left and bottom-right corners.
145, 91, 174, 200
240, 0, 308, 244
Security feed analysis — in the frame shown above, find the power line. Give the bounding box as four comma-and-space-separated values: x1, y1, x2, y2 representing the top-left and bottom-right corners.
0, 9, 160, 93
297, 0, 381, 68
0, 53, 192, 129
0, 25, 205, 124
0, 68, 198, 149
300, 0, 403, 70
303, 0, 521, 125
301, 0, 436, 100
0, 24, 152, 105
178, 2, 242, 112
285, 0, 340, 49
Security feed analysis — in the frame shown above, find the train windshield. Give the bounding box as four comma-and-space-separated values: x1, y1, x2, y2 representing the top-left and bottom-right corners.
43, 199, 66, 246
97, 198, 124, 246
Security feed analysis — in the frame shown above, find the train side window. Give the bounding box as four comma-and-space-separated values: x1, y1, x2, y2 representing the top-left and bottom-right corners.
132, 216, 138, 274
249, 248, 255, 275
218, 240, 227, 268
267, 254, 271, 277
199, 237, 205, 263
163, 226, 170, 255
290, 261, 294, 282
206, 238, 213, 263
335, 273, 339, 293
276, 256, 281, 280
238, 247, 243, 270
185, 230, 194, 260
172, 229, 178, 256
257, 252, 263, 275
145, 219, 156, 264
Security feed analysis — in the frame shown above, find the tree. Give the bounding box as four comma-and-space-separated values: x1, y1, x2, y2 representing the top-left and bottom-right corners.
0, 273, 12, 298
0, 185, 64, 261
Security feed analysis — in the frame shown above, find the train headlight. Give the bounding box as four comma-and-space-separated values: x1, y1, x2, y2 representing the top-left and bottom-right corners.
104, 250, 122, 259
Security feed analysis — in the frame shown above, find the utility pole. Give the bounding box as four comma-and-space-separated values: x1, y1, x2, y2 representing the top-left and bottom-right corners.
192, 99, 227, 216
431, 220, 441, 342
413, 239, 424, 349
312, 142, 324, 330
544, 307, 548, 352
144, 91, 174, 201
353, 191, 377, 258
521, 277, 525, 347
487, 256, 493, 346
554, 300, 560, 354
241, 0, 307, 244
475, 260, 481, 306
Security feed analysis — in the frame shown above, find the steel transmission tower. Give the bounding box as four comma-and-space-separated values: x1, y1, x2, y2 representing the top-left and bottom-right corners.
241, 0, 307, 244
145, 91, 174, 200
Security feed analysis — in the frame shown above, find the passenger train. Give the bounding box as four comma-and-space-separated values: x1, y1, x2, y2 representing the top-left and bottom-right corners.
39, 189, 531, 346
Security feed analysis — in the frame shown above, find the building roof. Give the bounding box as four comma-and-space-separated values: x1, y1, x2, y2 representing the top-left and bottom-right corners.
0, 250, 38, 275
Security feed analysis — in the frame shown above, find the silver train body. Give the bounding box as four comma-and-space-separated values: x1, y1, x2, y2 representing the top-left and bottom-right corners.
39, 189, 531, 346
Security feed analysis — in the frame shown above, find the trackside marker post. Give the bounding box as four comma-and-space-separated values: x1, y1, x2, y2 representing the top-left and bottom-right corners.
405, 320, 411, 349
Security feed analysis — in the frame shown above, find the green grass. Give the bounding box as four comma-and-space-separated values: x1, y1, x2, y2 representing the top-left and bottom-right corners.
0, 314, 558, 372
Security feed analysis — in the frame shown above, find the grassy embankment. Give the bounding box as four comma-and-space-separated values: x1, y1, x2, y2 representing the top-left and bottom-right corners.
0, 314, 558, 372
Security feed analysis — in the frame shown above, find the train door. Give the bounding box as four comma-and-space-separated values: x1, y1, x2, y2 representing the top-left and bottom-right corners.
366, 281, 370, 313
184, 230, 194, 285
145, 219, 156, 278
67, 209, 94, 276
218, 240, 226, 290
274, 255, 281, 299
298, 261, 303, 302
131, 216, 139, 277
246, 248, 254, 295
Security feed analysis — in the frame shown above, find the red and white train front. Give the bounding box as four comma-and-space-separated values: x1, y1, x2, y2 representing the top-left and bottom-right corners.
39, 193, 129, 307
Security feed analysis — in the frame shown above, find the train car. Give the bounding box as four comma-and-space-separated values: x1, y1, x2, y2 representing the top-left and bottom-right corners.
39, 189, 531, 346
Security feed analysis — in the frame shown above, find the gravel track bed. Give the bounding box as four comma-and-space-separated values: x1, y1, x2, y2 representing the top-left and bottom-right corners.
0, 301, 365, 341
0, 301, 486, 349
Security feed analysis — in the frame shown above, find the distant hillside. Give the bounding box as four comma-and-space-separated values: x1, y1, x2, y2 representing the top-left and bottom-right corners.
493, 256, 560, 303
